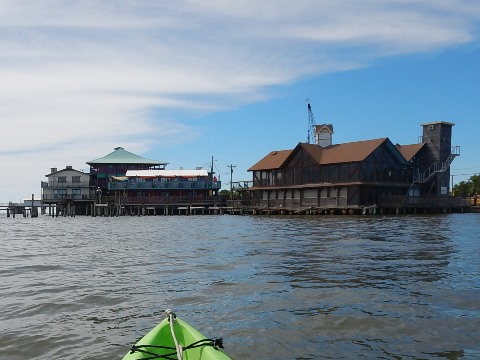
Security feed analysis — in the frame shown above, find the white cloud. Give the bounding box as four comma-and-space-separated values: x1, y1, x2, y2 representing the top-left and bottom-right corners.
0, 0, 479, 201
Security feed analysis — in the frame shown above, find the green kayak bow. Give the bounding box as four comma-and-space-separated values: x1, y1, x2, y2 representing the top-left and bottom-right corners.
123, 310, 231, 360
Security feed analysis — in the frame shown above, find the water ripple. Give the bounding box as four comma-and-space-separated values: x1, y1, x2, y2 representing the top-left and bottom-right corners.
0, 214, 479, 359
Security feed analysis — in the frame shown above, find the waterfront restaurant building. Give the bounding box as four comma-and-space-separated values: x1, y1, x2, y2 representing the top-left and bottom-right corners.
108, 169, 221, 206
87, 147, 168, 195
248, 122, 461, 213
42, 147, 222, 215
89, 147, 221, 207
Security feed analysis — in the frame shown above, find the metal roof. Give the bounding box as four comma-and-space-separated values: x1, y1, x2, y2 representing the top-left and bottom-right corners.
126, 169, 208, 178
86, 147, 167, 165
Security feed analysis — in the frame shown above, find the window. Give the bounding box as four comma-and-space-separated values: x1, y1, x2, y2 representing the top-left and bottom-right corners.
261, 171, 268, 186
72, 176, 81, 183
57, 176, 67, 183
54, 189, 67, 199
276, 171, 283, 185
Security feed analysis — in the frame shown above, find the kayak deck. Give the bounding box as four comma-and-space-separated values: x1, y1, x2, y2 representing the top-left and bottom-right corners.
122, 313, 231, 360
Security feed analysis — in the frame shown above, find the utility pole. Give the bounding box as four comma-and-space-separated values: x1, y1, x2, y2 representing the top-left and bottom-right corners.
210, 156, 214, 179
228, 164, 236, 199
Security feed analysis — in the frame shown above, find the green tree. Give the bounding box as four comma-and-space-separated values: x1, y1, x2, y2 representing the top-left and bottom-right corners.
453, 174, 480, 196
219, 189, 230, 197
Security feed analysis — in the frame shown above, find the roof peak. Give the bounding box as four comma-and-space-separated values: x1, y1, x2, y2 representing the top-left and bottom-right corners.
87, 147, 167, 165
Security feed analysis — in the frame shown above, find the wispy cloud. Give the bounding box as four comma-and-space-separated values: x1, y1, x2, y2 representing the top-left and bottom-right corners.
0, 0, 479, 201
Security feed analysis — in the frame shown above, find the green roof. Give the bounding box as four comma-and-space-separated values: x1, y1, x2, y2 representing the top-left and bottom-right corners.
86, 147, 167, 165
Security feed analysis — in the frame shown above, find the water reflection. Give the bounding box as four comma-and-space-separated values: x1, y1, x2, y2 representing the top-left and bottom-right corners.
253, 216, 455, 290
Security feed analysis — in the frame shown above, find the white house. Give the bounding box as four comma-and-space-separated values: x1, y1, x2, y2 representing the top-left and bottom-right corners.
41, 166, 91, 201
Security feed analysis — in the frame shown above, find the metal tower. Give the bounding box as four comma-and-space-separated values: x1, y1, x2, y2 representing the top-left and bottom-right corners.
306, 99, 316, 144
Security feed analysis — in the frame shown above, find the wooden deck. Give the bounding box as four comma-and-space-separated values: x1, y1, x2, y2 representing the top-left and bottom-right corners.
2, 197, 476, 218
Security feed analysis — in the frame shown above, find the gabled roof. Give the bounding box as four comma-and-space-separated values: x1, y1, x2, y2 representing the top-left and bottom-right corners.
319, 138, 387, 164
396, 143, 426, 161
248, 149, 293, 171
86, 147, 167, 165
248, 138, 390, 171
295, 143, 324, 163
314, 124, 334, 133
46, 167, 88, 177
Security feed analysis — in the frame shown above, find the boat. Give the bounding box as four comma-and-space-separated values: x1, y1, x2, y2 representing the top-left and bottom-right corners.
122, 310, 232, 360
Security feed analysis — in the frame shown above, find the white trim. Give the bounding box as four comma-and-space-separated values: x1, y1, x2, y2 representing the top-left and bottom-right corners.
126, 169, 208, 178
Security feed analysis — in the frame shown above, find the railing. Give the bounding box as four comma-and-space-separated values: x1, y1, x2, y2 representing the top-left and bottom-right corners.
121, 195, 222, 204
42, 194, 92, 200
414, 146, 460, 183
108, 181, 221, 191
231, 181, 253, 190
41, 181, 91, 188
380, 195, 470, 208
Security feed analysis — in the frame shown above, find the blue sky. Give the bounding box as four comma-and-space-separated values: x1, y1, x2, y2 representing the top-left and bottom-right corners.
0, 1, 479, 202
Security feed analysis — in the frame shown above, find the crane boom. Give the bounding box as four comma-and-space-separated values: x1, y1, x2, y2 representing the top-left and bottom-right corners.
306, 99, 316, 144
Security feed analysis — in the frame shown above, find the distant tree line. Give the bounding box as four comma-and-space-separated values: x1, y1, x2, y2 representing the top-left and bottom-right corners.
219, 189, 251, 200
453, 174, 480, 197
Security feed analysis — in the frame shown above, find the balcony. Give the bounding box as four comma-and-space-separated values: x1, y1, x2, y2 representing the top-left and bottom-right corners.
123, 195, 222, 205
42, 194, 92, 200
108, 181, 221, 191
41, 181, 91, 188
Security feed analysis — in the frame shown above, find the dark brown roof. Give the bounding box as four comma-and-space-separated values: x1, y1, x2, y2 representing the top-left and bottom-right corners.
297, 143, 324, 163
248, 138, 389, 171
396, 143, 425, 161
248, 149, 293, 171
318, 138, 387, 164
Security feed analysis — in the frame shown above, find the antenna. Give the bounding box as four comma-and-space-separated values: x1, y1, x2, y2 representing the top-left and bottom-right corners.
306, 99, 316, 144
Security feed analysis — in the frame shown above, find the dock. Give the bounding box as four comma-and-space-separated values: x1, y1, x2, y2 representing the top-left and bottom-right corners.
2, 197, 476, 218
0, 203, 39, 218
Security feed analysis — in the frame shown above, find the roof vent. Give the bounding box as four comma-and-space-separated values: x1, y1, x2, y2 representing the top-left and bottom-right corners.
66, 165, 72, 170
51, 167, 57, 173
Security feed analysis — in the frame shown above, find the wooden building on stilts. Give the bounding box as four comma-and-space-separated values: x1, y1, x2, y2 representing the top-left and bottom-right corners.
248, 122, 466, 214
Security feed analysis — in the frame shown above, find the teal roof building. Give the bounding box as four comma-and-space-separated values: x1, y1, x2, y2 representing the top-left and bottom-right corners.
87, 147, 167, 166
87, 147, 167, 191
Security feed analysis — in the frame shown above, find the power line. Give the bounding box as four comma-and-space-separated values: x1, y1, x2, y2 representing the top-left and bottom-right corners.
452, 172, 478, 177
451, 166, 480, 171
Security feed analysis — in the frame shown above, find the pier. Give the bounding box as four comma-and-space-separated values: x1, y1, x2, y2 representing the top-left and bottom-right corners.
2, 196, 476, 218
0, 203, 39, 218
0, 195, 39, 218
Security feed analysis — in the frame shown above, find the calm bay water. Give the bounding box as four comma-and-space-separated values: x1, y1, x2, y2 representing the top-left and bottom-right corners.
1, 214, 479, 359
